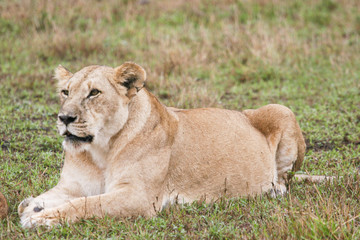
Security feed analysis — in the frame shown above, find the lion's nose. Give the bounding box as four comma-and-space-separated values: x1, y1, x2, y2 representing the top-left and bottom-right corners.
58, 114, 77, 125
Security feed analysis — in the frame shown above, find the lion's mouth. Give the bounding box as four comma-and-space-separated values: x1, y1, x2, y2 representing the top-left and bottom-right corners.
64, 131, 93, 143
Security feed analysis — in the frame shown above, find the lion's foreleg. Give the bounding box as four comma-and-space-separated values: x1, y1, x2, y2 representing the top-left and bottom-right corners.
21, 190, 154, 228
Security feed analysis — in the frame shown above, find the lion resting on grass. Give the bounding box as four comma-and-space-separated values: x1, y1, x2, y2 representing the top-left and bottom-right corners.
19, 62, 306, 228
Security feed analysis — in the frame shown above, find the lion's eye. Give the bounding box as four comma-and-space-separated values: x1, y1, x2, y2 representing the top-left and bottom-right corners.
88, 89, 101, 97
61, 90, 69, 97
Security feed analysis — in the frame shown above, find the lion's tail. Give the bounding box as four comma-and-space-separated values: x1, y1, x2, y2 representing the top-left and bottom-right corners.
292, 174, 336, 183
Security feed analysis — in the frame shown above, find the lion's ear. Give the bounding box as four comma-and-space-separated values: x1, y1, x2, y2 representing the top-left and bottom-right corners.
114, 62, 146, 98
54, 65, 73, 86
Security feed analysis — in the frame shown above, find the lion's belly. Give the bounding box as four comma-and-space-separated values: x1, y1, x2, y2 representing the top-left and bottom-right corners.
166, 108, 276, 201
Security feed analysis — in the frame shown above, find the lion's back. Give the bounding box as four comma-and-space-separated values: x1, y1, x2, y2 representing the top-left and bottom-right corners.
166, 107, 276, 200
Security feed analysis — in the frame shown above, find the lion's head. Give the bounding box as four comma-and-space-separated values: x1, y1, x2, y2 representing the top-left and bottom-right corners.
55, 62, 146, 152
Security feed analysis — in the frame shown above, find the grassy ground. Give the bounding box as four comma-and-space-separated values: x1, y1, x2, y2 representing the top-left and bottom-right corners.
0, 0, 359, 238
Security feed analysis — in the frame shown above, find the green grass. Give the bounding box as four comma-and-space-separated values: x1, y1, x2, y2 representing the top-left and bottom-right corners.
1, 0, 360, 238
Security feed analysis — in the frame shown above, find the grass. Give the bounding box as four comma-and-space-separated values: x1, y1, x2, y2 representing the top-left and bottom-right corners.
0, 0, 359, 238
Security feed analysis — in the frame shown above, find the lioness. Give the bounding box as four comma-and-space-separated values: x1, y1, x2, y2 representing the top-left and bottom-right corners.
19, 62, 305, 228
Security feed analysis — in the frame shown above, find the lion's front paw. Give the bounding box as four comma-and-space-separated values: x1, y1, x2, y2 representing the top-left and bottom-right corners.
20, 210, 60, 228
18, 197, 46, 228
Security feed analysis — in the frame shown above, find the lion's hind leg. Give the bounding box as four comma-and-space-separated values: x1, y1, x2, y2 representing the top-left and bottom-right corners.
243, 104, 306, 190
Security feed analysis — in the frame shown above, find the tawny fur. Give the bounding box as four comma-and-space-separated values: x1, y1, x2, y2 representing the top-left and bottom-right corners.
0, 192, 8, 219
19, 62, 306, 228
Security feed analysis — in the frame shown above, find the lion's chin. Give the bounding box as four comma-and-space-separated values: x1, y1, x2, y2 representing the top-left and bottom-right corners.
62, 139, 90, 153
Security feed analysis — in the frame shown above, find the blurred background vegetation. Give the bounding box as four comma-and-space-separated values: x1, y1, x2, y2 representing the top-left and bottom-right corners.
0, 0, 359, 238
